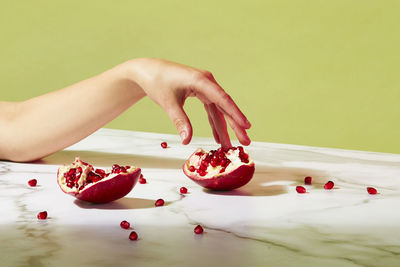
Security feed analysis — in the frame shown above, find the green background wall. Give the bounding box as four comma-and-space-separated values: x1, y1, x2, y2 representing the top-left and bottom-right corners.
1, 1, 399, 154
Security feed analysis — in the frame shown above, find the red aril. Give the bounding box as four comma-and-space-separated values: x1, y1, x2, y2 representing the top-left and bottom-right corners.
367, 187, 377, 195
324, 181, 334, 190
120, 220, 130, 229
304, 176, 312, 185
180, 187, 188, 194
57, 157, 141, 203
37, 211, 47, 220
28, 179, 37, 187
183, 146, 255, 191
194, 225, 204, 234
155, 198, 164, 207
129, 231, 138, 241
138, 174, 147, 184
161, 142, 168, 149
296, 186, 306, 194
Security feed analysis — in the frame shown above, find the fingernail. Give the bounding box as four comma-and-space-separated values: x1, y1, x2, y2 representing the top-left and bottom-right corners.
245, 119, 251, 128
180, 131, 187, 142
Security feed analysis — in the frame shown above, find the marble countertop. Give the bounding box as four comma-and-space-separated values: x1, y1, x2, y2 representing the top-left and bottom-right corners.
1, 128, 400, 267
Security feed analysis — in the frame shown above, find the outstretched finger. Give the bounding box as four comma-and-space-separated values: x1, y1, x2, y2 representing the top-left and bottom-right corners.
204, 104, 220, 144
206, 103, 232, 149
165, 104, 193, 145
196, 77, 251, 130
225, 114, 251, 146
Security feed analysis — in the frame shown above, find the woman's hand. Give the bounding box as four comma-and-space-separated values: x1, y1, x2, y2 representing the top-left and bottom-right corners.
125, 58, 252, 149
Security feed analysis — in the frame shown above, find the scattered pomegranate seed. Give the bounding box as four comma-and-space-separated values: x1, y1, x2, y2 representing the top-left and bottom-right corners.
304, 176, 312, 185
194, 225, 204, 234
161, 142, 168, 149
155, 198, 165, 207
129, 231, 138, 241
120, 220, 130, 229
138, 175, 147, 184
324, 181, 334, 190
296, 186, 307, 194
37, 211, 48, 220
28, 179, 37, 187
367, 187, 378, 195
180, 187, 188, 194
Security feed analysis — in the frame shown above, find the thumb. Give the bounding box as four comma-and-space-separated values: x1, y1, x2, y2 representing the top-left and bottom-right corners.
166, 106, 193, 145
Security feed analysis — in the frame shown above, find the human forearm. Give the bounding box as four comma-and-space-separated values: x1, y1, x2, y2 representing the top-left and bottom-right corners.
0, 62, 145, 162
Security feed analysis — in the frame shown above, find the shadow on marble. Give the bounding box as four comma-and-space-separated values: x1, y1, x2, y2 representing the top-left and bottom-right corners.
73, 197, 170, 210
37, 150, 185, 169
204, 165, 328, 197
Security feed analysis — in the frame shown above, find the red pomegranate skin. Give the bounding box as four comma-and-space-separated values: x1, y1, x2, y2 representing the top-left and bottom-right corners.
183, 148, 255, 191
75, 170, 141, 203
57, 158, 141, 204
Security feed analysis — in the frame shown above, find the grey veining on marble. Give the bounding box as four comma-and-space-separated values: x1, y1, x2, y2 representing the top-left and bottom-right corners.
1, 128, 400, 267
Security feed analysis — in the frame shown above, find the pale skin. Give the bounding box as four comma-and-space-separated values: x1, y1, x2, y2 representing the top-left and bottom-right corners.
0, 58, 251, 162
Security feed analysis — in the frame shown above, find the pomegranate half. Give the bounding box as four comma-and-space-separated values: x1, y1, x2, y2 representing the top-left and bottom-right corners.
183, 146, 255, 191
57, 157, 141, 203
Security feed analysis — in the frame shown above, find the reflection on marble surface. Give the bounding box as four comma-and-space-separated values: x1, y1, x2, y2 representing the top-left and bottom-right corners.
1, 128, 400, 266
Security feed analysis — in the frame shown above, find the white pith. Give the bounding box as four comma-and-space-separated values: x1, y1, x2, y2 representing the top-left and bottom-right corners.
58, 157, 137, 193
187, 148, 253, 177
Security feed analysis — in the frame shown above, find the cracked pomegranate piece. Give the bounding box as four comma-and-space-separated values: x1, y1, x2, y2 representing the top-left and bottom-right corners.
183, 146, 255, 191
57, 157, 141, 203
37, 211, 47, 220
194, 225, 204, 234
28, 179, 37, 187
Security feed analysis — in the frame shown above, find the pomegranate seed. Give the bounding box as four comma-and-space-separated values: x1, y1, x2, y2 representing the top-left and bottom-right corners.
37, 211, 48, 220
28, 179, 37, 187
324, 181, 334, 190
296, 186, 306, 194
120, 220, 130, 229
188, 165, 195, 172
367, 187, 377, 195
199, 170, 207, 176
304, 176, 312, 185
180, 187, 188, 194
138, 175, 147, 184
129, 231, 138, 241
161, 142, 168, 149
155, 198, 165, 207
194, 225, 204, 234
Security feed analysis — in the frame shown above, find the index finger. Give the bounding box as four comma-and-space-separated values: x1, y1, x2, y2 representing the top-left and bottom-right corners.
196, 76, 251, 130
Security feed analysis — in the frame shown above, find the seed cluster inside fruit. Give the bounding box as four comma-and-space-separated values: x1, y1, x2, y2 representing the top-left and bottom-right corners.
62, 159, 130, 190
188, 146, 250, 177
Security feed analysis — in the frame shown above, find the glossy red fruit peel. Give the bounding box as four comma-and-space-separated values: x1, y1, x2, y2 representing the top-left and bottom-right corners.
183, 147, 255, 191
57, 157, 141, 204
